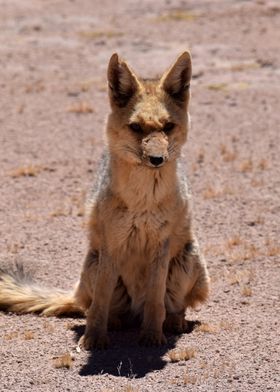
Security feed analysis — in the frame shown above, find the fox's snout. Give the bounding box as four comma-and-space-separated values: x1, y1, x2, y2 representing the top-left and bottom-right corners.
142, 132, 169, 168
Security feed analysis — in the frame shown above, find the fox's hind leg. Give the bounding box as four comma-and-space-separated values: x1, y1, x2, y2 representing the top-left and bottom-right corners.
165, 240, 210, 334
74, 250, 99, 311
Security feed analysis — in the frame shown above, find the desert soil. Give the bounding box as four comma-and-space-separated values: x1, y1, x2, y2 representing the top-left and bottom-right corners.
0, 0, 279, 391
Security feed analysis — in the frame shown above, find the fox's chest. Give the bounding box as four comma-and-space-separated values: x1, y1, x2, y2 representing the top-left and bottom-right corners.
105, 207, 171, 257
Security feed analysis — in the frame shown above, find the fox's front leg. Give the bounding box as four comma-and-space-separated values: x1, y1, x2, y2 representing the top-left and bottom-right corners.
81, 248, 118, 350
139, 240, 169, 347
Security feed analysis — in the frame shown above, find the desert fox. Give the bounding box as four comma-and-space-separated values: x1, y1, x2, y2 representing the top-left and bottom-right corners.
0, 52, 209, 349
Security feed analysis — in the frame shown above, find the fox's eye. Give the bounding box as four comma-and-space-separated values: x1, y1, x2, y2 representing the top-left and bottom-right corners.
163, 122, 175, 134
129, 123, 143, 133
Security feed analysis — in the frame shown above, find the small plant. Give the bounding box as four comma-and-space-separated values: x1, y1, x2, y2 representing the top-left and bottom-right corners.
258, 159, 268, 170
239, 159, 253, 172
241, 285, 252, 297
23, 330, 35, 340
219, 144, 237, 162
183, 372, 197, 385
226, 235, 242, 248
168, 347, 196, 362
9, 165, 42, 178
154, 10, 198, 22
53, 352, 74, 369
265, 239, 280, 256
67, 101, 94, 114
196, 322, 218, 334
78, 30, 123, 40
4, 331, 19, 340
202, 185, 220, 199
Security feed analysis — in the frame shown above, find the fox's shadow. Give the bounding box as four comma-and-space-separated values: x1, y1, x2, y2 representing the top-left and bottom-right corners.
72, 321, 199, 378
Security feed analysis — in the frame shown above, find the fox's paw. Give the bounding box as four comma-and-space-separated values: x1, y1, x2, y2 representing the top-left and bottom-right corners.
79, 332, 109, 350
138, 330, 167, 347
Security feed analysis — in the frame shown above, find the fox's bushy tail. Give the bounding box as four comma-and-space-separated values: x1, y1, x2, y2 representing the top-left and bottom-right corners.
0, 264, 83, 317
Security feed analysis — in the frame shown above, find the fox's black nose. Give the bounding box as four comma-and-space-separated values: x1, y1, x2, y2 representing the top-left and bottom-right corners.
149, 156, 164, 166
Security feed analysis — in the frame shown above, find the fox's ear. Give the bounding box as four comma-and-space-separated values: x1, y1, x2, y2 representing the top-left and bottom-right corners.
107, 53, 140, 107
160, 51, 192, 105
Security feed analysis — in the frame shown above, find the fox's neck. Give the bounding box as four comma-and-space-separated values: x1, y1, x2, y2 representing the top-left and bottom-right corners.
109, 155, 179, 210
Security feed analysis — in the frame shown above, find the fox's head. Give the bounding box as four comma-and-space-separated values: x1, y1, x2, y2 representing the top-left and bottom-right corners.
106, 52, 192, 168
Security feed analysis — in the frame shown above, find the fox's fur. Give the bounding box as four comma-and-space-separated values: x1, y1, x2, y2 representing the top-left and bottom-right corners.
0, 52, 209, 348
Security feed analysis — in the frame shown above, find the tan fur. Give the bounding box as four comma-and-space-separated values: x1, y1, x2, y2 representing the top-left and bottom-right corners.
0, 52, 209, 349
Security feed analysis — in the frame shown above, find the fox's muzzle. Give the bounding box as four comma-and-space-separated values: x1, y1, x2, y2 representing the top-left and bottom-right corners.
142, 132, 169, 168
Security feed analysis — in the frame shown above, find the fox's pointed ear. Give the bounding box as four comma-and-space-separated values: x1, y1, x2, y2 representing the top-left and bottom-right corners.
107, 53, 140, 107
160, 51, 192, 105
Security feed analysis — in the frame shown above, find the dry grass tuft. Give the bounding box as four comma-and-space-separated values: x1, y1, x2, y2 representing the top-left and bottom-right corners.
229, 243, 260, 263
196, 322, 219, 334
50, 206, 71, 218
208, 82, 250, 91
226, 235, 242, 249
53, 352, 74, 369
23, 330, 35, 340
197, 149, 205, 164
265, 239, 280, 256
168, 347, 196, 362
239, 159, 253, 172
122, 384, 138, 392
202, 185, 220, 199
251, 177, 264, 187
230, 61, 260, 72
71, 191, 86, 217
79, 79, 96, 92
183, 373, 197, 385
202, 184, 234, 199
67, 101, 94, 114
219, 320, 234, 331
43, 321, 55, 333
7, 242, 25, 254
258, 159, 268, 170
65, 321, 75, 330
4, 330, 36, 340
219, 144, 237, 162
228, 268, 255, 286
241, 285, 252, 297
207, 83, 228, 91
4, 331, 19, 340
154, 10, 198, 22
24, 80, 45, 93
9, 165, 42, 178
78, 30, 123, 40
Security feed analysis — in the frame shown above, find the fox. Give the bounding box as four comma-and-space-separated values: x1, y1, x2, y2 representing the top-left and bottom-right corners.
0, 51, 209, 349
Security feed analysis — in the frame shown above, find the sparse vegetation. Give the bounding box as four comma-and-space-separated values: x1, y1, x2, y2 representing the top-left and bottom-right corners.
226, 235, 242, 248
265, 239, 280, 256
154, 10, 198, 22
43, 321, 55, 333
239, 159, 253, 172
183, 372, 197, 385
202, 184, 234, 199
3, 331, 19, 340
195, 322, 219, 334
78, 30, 123, 40
53, 352, 74, 369
258, 159, 268, 170
251, 177, 264, 187
23, 330, 35, 340
9, 165, 43, 178
219, 144, 237, 162
67, 101, 94, 114
168, 347, 196, 362
241, 285, 252, 297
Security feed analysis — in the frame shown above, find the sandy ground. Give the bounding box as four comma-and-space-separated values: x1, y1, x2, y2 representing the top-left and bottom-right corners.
0, 0, 279, 391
